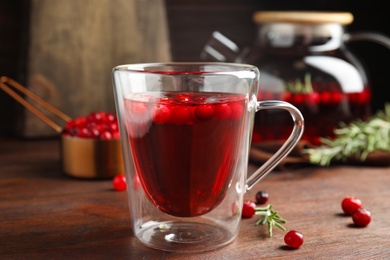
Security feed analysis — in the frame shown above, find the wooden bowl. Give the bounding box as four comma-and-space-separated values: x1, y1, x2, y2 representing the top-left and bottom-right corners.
61, 136, 124, 179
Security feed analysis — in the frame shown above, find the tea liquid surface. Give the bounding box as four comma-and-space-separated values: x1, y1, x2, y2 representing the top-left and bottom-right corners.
124, 92, 247, 217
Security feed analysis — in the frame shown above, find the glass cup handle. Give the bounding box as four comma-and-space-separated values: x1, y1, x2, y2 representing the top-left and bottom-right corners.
344, 32, 390, 49
246, 100, 304, 191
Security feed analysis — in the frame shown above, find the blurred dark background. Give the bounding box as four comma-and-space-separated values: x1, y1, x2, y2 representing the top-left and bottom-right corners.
1, 0, 389, 136
165, 0, 390, 114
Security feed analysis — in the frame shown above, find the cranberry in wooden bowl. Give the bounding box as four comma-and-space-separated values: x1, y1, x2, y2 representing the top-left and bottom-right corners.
61, 111, 124, 179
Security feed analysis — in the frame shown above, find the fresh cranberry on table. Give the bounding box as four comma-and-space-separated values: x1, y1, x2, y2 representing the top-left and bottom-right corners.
241, 200, 256, 218
113, 174, 127, 191
341, 197, 362, 215
352, 208, 371, 227
255, 191, 269, 205
284, 230, 304, 249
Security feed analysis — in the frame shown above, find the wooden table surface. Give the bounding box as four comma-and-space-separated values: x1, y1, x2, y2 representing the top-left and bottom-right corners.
1, 137, 390, 259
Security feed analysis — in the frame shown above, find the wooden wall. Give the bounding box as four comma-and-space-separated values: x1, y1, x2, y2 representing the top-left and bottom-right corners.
0, 0, 171, 137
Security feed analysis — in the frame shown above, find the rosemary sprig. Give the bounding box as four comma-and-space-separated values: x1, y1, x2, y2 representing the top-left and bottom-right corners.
305, 104, 390, 166
286, 73, 313, 93
254, 204, 287, 237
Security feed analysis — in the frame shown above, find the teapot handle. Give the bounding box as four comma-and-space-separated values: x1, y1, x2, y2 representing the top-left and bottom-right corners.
344, 32, 390, 49
200, 31, 242, 62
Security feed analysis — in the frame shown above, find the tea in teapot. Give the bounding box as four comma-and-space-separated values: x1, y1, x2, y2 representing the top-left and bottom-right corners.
202, 11, 390, 145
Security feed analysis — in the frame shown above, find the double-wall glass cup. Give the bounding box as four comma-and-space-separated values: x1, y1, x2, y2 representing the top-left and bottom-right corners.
112, 62, 304, 252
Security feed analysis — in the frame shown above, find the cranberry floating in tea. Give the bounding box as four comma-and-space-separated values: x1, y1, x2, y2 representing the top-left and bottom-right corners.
202, 11, 390, 145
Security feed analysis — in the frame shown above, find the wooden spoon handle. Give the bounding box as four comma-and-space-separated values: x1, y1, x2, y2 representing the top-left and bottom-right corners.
0, 76, 72, 133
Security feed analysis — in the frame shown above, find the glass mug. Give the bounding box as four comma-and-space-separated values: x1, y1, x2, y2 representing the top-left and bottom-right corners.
112, 62, 304, 252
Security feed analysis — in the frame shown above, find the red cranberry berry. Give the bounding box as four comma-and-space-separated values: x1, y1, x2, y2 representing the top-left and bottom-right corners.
72, 116, 88, 127
230, 102, 244, 120
62, 111, 120, 140
100, 131, 113, 140
112, 131, 121, 139
284, 230, 304, 249
330, 91, 342, 104
292, 93, 305, 104
352, 208, 371, 227
352, 89, 371, 105
132, 102, 148, 116
113, 174, 127, 191
89, 127, 101, 139
255, 191, 269, 205
175, 93, 191, 103
150, 104, 171, 124
87, 111, 106, 124
195, 104, 215, 121
242, 200, 256, 218
78, 127, 91, 138
105, 112, 118, 122
321, 91, 333, 104
214, 103, 232, 120
305, 92, 321, 106
281, 91, 292, 102
107, 122, 118, 132
170, 106, 191, 124
341, 197, 362, 215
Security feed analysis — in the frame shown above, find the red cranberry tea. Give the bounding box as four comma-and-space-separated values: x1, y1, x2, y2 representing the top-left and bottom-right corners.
124, 92, 247, 217
252, 83, 371, 145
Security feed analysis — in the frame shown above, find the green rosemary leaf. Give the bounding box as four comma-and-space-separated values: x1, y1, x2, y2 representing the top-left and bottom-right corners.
254, 204, 287, 237
304, 103, 390, 166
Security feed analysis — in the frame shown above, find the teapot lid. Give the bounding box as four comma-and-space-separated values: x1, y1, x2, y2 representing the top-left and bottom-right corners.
253, 11, 354, 25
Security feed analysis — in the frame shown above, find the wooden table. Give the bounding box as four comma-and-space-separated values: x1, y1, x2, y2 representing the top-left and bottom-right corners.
1, 137, 390, 259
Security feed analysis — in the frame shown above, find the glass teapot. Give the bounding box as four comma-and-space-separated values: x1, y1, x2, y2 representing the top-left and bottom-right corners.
202, 11, 390, 145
